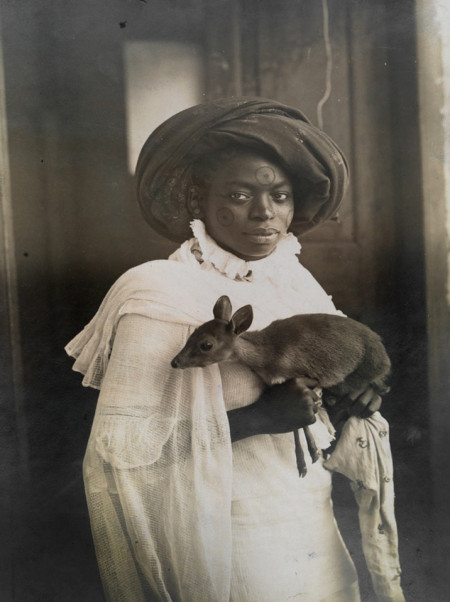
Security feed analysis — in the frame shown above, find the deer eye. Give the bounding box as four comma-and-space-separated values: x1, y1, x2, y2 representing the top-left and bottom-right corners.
200, 342, 213, 351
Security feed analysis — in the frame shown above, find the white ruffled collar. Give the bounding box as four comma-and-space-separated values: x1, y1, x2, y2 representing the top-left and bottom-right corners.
188, 219, 301, 281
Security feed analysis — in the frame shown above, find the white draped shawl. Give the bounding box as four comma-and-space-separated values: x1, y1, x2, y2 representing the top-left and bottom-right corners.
66, 225, 404, 602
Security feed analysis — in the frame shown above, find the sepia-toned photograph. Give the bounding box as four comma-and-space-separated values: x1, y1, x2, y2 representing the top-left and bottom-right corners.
1, 1, 449, 600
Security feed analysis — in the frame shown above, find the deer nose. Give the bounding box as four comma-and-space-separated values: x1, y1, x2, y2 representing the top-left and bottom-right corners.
171, 358, 180, 368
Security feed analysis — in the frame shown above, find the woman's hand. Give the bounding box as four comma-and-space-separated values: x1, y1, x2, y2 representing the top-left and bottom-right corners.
324, 385, 382, 423
228, 378, 321, 442
349, 386, 382, 417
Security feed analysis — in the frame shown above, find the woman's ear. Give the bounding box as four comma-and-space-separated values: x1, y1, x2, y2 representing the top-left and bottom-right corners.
187, 185, 205, 218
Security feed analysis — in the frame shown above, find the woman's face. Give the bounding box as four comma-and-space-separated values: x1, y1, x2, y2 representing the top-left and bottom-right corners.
194, 152, 295, 261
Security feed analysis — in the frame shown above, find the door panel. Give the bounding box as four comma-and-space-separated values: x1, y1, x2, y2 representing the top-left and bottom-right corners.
206, 0, 395, 322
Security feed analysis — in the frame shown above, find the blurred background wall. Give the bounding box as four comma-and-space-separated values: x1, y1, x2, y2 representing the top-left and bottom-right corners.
0, 0, 448, 600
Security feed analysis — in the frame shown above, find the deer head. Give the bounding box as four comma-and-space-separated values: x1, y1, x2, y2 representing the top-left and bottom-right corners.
171, 295, 253, 369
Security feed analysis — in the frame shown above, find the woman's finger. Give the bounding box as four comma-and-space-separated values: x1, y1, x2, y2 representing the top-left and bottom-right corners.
361, 393, 382, 418
350, 387, 381, 417
292, 376, 319, 389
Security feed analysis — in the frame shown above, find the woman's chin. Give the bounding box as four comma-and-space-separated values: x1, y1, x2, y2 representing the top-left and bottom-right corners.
210, 232, 283, 261
233, 247, 277, 261
235, 240, 280, 261
214, 236, 281, 261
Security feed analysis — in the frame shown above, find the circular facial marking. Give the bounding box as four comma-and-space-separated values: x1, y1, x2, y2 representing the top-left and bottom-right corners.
255, 166, 276, 185
216, 207, 235, 227
201, 152, 294, 260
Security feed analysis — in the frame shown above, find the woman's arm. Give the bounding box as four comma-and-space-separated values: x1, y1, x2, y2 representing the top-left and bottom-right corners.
228, 380, 382, 443
228, 378, 320, 442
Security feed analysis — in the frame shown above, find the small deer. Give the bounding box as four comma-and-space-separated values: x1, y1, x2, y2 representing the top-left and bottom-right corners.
171, 296, 391, 477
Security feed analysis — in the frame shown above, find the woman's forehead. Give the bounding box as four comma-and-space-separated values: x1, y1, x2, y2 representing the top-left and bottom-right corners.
207, 152, 291, 186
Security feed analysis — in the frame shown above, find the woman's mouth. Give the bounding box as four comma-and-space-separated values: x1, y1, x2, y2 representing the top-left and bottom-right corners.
243, 229, 280, 244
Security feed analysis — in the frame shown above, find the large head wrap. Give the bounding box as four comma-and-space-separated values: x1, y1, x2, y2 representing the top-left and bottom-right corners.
136, 97, 349, 242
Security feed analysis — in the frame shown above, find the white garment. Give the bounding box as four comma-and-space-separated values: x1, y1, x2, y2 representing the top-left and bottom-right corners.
324, 415, 405, 602
66, 221, 404, 602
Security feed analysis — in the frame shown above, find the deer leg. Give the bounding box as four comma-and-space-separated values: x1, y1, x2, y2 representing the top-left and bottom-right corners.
292, 378, 322, 477
293, 429, 307, 478
304, 426, 320, 463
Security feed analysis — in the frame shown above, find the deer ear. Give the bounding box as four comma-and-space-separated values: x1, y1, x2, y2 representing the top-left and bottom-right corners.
231, 305, 253, 335
213, 295, 232, 322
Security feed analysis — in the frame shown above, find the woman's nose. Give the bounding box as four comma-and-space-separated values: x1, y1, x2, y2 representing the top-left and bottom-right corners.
249, 193, 274, 220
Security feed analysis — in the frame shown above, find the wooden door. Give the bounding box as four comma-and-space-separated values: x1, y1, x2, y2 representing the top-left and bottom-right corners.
206, 0, 397, 325
205, 0, 429, 440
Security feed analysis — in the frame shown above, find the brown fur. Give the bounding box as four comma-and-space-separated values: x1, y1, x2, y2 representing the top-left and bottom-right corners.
171, 297, 391, 477
172, 297, 391, 400
237, 313, 391, 396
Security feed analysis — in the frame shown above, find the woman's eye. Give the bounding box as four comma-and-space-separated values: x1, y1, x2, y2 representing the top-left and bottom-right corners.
230, 192, 250, 201
200, 342, 213, 351
272, 192, 290, 202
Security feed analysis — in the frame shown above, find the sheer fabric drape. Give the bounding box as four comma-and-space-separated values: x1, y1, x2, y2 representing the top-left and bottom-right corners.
68, 225, 404, 601
84, 314, 233, 601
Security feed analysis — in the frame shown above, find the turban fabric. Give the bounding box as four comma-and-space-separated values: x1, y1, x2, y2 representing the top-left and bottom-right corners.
136, 97, 349, 242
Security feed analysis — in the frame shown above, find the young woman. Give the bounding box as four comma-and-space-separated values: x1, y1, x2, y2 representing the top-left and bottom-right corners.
66, 98, 404, 602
